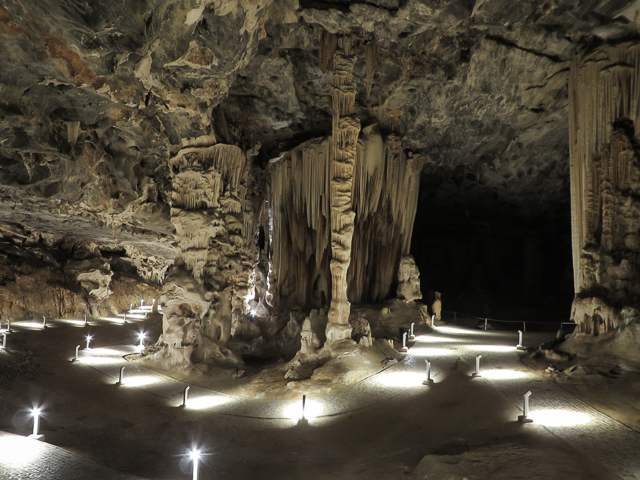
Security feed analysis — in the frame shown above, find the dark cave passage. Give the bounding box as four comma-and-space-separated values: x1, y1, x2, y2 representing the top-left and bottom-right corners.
411, 177, 574, 322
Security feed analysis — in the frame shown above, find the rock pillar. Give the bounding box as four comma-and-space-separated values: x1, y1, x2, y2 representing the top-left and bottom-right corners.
325, 37, 361, 344
569, 43, 640, 333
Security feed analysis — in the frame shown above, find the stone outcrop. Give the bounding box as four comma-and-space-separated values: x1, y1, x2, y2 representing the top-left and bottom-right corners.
2, 0, 640, 372
569, 43, 640, 334
396, 255, 422, 303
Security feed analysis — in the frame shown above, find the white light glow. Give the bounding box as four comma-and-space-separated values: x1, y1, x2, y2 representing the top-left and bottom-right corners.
121, 376, 159, 387
78, 356, 123, 365
433, 326, 485, 335
408, 347, 453, 357
377, 371, 426, 387
464, 345, 516, 353
530, 409, 592, 427
189, 449, 201, 461
0, 436, 46, 468
56, 319, 86, 327
186, 395, 232, 410
98, 316, 127, 324
481, 369, 529, 380
283, 399, 324, 420
415, 335, 460, 343
91, 348, 123, 356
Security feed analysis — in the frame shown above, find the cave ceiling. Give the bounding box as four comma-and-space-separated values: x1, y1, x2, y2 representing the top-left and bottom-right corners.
1, 0, 639, 258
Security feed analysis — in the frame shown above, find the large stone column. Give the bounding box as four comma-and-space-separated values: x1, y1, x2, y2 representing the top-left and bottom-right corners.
569, 43, 640, 334
325, 37, 361, 344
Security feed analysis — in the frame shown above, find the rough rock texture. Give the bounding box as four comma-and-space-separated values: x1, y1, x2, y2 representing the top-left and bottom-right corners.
569, 43, 640, 335
396, 254, 422, 302
2, 0, 640, 370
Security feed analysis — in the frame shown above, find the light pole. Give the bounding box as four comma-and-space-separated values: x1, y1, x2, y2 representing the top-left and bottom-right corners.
189, 449, 200, 480
518, 391, 533, 423
29, 407, 44, 441
422, 359, 433, 385
472, 354, 482, 377
183, 386, 190, 407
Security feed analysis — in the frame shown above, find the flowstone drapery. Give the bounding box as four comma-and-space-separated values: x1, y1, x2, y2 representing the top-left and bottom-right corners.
153, 143, 258, 367
569, 43, 640, 334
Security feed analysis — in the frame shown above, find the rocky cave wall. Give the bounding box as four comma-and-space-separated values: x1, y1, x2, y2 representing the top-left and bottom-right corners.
3, 0, 640, 365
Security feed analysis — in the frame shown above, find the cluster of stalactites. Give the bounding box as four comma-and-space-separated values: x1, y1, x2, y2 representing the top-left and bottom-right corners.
349, 127, 423, 304
266, 127, 423, 310
570, 43, 640, 291
569, 42, 640, 332
170, 144, 246, 210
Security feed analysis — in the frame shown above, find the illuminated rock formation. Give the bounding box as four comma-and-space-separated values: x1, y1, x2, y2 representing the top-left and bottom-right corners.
569, 43, 640, 334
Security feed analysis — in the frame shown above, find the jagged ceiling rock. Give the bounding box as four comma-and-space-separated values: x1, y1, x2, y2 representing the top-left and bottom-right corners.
1, 0, 639, 257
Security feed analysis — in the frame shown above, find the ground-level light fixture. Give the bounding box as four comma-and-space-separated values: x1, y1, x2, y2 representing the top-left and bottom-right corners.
189, 448, 201, 480
518, 390, 533, 423
123, 313, 127, 324
116, 366, 125, 385
1, 332, 6, 349
84, 314, 88, 327
400, 331, 408, 352
422, 359, 433, 385
472, 354, 482, 377
138, 332, 146, 348
409, 323, 415, 340
5, 318, 12, 333
517, 330, 524, 349
85, 335, 92, 349
183, 386, 190, 407
298, 395, 309, 426
28, 407, 45, 441
72, 345, 80, 362
42, 316, 47, 328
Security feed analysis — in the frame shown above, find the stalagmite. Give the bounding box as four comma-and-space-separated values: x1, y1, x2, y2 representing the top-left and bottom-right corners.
325, 37, 361, 345
569, 42, 640, 333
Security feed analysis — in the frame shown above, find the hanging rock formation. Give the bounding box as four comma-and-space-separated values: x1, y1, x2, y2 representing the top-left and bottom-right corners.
569, 42, 640, 334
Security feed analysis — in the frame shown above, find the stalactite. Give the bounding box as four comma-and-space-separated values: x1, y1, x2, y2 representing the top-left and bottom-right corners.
569, 42, 640, 333
317, 28, 338, 73
364, 42, 380, 101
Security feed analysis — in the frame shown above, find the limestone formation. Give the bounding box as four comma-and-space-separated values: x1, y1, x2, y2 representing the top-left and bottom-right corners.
2, 0, 640, 377
325, 36, 361, 345
396, 255, 422, 303
569, 43, 640, 334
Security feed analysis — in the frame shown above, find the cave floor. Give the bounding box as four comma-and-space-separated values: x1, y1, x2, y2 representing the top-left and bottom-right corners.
0, 315, 639, 479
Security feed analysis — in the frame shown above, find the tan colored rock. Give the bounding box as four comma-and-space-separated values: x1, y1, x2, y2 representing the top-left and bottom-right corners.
396, 255, 422, 303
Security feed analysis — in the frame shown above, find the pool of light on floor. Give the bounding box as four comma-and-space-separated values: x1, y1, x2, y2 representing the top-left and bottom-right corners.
283, 399, 324, 420
480, 369, 529, 380
432, 326, 486, 335
0, 436, 46, 468
121, 376, 159, 387
409, 347, 452, 357
463, 345, 516, 353
186, 395, 233, 410
414, 335, 460, 343
530, 409, 591, 427
377, 371, 425, 387
77, 356, 123, 365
